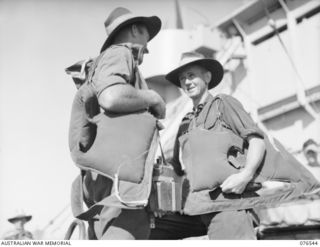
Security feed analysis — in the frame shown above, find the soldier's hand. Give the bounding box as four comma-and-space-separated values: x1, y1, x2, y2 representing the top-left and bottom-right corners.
156, 121, 165, 130
131, 44, 148, 65
220, 170, 252, 194
154, 210, 166, 218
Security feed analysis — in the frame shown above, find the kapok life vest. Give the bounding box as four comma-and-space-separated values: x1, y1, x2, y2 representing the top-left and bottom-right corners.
179, 94, 320, 215
68, 45, 160, 220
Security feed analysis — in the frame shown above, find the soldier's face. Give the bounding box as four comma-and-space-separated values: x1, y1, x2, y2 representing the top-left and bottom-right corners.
134, 25, 150, 47
131, 24, 150, 64
178, 65, 210, 100
13, 220, 25, 230
306, 150, 318, 165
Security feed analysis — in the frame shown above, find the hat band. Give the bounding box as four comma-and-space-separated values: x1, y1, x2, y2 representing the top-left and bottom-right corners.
105, 13, 137, 36
304, 144, 318, 153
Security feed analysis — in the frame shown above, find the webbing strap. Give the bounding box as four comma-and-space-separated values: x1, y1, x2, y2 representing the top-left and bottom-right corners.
192, 95, 223, 130
158, 133, 168, 166
86, 52, 105, 85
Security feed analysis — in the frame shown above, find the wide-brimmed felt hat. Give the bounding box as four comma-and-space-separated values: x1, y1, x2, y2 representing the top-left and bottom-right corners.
8, 214, 32, 224
165, 52, 224, 89
303, 139, 319, 154
100, 7, 161, 53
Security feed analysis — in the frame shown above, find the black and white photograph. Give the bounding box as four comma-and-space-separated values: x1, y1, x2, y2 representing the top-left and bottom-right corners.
0, 0, 320, 243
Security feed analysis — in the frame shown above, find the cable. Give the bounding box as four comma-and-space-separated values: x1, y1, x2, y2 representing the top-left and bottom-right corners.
50, 214, 73, 234
42, 204, 70, 231
260, 0, 320, 116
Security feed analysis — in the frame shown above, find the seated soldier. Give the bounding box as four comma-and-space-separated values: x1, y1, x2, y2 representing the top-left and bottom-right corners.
302, 139, 320, 181
303, 139, 320, 168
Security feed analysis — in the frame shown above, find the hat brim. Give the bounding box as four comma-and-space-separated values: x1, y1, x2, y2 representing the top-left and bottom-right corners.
8, 215, 32, 223
100, 16, 161, 53
165, 59, 224, 89
304, 145, 318, 154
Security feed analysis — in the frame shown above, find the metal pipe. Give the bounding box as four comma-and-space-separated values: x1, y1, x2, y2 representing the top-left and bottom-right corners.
232, 18, 260, 122
64, 219, 87, 240
261, 0, 320, 120
232, 18, 283, 148
217, 36, 243, 66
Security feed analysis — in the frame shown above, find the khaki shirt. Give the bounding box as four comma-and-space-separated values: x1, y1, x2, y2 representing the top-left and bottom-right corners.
91, 43, 148, 97
69, 43, 151, 226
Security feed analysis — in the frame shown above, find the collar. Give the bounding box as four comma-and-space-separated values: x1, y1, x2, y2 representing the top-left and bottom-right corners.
182, 94, 214, 122
192, 94, 214, 117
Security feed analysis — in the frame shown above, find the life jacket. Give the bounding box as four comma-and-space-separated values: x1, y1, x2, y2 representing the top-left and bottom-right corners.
68, 44, 160, 220
179, 94, 320, 215
69, 44, 158, 184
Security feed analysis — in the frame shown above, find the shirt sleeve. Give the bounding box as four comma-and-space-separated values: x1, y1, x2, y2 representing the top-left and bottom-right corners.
91, 45, 134, 97
220, 95, 264, 140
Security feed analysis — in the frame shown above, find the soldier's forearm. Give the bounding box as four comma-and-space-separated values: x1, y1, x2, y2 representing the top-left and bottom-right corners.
243, 136, 266, 178
98, 84, 158, 113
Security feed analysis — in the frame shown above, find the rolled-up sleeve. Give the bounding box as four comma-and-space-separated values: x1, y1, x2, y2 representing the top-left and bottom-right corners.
220, 95, 264, 140
92, 46, 134, 97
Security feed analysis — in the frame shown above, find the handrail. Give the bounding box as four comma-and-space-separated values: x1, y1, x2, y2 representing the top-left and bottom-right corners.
64, 219, 87, 240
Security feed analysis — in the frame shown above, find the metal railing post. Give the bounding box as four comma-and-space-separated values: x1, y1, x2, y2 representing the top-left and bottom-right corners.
64, 219, 87, 240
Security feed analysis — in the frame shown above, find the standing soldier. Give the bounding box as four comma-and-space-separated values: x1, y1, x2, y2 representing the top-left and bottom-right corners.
68, 7, 165, 239
3, 213, 33, 240
149, 51, 320, 240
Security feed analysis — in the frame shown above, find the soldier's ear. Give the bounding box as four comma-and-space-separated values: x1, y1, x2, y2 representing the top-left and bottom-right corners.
131, 24, 139, 37
204, 71, 212, 85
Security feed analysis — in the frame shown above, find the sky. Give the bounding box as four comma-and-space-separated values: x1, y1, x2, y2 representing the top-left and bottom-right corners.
0, 0, 253, 238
